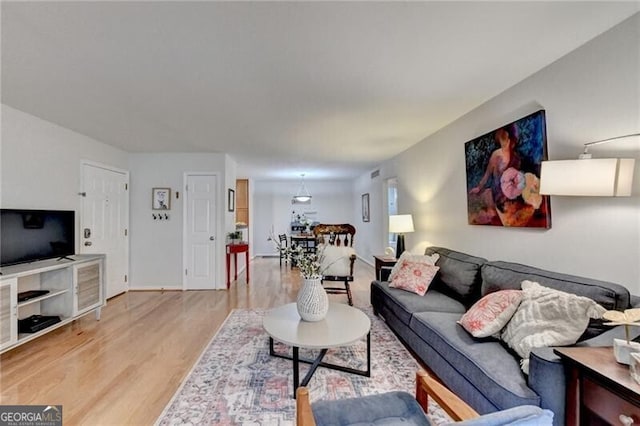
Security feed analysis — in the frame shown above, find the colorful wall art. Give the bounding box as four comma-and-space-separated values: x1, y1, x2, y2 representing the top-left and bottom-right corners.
465, 110, 551, 228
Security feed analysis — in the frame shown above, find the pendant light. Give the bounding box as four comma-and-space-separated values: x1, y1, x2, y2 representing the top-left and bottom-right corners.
292, 174, 312, 203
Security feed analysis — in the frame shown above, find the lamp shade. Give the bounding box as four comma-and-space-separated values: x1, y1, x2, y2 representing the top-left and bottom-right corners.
293, 195, 311, 202
292, 174, 312, 203
540, 158, 635, 196
389, 214, 414, 233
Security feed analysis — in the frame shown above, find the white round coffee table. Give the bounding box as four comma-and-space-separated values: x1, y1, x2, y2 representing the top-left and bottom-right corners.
263, 302, 371, 396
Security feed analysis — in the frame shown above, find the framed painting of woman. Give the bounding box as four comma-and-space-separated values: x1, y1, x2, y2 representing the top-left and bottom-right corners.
465, 110, 551, 228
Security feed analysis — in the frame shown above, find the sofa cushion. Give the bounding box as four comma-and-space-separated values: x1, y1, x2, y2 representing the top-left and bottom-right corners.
425, 247, 487, 305
481, 261, 630, 311
312, 391, 430, 426
409, 311, 540, 409
371, 281, 466, 326
451, 405, 553, 426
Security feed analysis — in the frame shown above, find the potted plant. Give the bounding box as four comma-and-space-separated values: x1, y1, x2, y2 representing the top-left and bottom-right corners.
227, 231, 243, 244
286, 244, 329, 322
269, 229, 329, 322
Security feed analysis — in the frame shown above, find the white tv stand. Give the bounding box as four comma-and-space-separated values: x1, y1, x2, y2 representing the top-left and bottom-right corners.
0, 254, 105, 353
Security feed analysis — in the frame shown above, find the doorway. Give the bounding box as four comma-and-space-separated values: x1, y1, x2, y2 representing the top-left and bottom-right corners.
80, 161, 130, 299
183, 173, 219, 290
385, 177, 398, 249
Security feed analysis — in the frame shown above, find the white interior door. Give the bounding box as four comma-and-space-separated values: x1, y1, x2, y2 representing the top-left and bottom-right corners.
184, 174, 218, 290
80, 162, 129, 299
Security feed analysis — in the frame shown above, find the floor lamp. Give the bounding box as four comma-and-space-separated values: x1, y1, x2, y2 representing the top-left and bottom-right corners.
389, 214, 414, 259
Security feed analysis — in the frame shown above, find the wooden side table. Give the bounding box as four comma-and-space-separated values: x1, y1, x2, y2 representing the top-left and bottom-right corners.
226, 242, 249, 288
555, 346, 640, 425
373, 255, 397, 281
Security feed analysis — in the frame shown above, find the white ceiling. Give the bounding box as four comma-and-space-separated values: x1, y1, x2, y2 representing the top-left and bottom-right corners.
2, 1, 638, 180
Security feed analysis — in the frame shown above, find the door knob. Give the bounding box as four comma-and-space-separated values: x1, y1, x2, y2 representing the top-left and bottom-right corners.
209, 236, 215, 241
84, 241, 92, 246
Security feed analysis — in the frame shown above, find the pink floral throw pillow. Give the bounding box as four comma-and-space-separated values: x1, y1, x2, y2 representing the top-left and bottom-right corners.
458, 290, 523, 338
388, 261, 440, 296
388, 252, 439, 282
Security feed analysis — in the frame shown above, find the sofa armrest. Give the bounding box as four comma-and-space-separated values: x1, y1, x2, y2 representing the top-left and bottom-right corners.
528, 325, 640, 426
416, 370, 478, 421
577, 324, 640, 347
528, 347, 565, 426
296, 387, 316, 426
631, 295, 640, 309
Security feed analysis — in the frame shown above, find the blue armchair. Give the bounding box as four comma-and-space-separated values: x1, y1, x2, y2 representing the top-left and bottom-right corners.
296, 371, 553, 426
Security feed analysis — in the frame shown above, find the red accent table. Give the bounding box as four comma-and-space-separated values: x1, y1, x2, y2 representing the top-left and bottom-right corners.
226, 243, 249, 289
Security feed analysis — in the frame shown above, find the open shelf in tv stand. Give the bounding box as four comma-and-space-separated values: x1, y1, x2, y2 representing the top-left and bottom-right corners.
0, 254, 105, 353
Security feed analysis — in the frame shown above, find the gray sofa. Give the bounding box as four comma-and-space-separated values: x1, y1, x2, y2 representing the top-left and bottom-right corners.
371, 246, 639, 426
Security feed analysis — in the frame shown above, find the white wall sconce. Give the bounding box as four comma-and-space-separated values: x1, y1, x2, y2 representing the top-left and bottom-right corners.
540, 133, 638, 196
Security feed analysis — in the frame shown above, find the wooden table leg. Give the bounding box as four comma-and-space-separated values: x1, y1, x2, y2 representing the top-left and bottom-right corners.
246, 250, 250, 283
565, 365, 580, 426
233, 253, 238, 281
226, 252, 231, 289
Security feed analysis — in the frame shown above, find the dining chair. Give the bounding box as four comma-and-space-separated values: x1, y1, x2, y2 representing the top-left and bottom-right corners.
278, 233, 288, 267
313, 224, 356, 306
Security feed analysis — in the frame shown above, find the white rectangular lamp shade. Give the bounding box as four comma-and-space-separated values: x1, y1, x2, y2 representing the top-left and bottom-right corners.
389, 214, 415, 233
540, 158, 635, 196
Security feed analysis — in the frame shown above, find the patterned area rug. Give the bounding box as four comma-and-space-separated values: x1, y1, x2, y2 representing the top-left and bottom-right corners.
156, 307, 451, 425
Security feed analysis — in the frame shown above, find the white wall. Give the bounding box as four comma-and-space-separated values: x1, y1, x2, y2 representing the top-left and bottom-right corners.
353, 172, 385, 265
224, 154, 248, 275
0, 104, 129, 251
1, 107, 237, 290
128, 153, 229, 289
355, 14, 640, 293
253, 180, 354, 255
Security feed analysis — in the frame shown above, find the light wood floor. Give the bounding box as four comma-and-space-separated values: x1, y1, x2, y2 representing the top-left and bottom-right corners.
0, 257, 376, 425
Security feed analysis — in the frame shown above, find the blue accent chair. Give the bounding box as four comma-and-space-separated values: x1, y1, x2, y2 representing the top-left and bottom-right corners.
296, 371, 553, 426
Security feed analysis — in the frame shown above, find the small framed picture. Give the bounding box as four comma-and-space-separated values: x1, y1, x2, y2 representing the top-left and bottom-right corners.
228, 188, 235, 212
362, 193, 370, 222
152, 188, 171, 210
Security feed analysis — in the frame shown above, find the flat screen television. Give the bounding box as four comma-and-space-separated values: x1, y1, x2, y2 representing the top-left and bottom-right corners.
1, 209, 76, 267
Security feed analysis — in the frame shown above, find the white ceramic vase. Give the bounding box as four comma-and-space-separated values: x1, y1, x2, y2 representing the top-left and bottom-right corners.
613, 338, 640, 365
297, 277, 329, 322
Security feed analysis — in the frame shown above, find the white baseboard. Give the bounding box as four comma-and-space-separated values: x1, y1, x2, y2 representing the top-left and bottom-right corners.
257, 253, 374, 267
357, 255, 375, 267
128, 286, 183, 291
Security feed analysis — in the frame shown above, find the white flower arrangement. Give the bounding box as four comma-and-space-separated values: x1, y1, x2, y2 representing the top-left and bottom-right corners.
285, 244, 325, 279
269, 229, 340, 279
603, 308, 640, 344
298, 215, 312, 227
